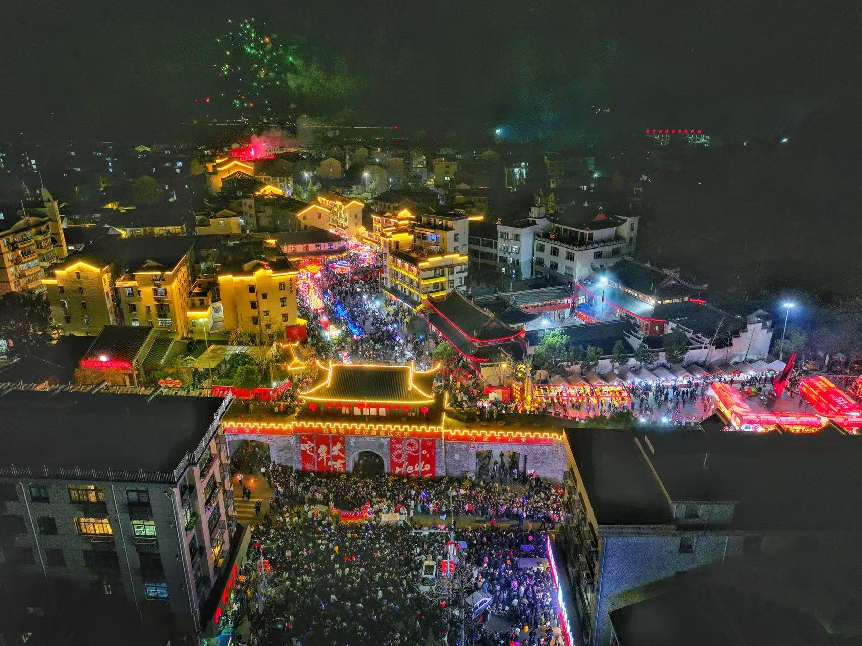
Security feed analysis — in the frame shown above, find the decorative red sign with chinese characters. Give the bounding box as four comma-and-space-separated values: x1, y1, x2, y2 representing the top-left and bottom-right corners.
299, 434, 346, 472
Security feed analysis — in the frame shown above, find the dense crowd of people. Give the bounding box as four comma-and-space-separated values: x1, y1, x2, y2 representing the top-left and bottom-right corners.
301, 249, 435, 367
271, 468, 564, 528
224, 468, 567, 645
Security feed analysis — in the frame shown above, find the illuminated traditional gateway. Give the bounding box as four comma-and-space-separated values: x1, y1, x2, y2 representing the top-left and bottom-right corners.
223, 361, 568, 480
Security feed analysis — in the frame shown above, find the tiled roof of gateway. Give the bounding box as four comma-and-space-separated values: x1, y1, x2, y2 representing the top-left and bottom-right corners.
302, 362, 439, 404
426, 290, 520, 341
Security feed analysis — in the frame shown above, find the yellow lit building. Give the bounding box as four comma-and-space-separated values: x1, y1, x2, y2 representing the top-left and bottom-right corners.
296, 203, 331, 232
316, 193, 365, 238
42, 258, 118, 336
368, 208, 418, 251
0, 190, 67, 295
116, 247, 193, 338
206, 158, 256, 194
385, 248, 469, 305
186, 277, 224, 341
194, 210, 243, 235
218, 259, 301, 343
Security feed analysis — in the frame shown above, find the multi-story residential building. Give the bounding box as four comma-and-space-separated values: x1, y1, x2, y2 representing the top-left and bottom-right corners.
544, 152, 595, 189
384, 247, 468, 305
498, 212, 549, 281
504, 161, 528, 191
533, 210, 638, 283
0, 190, 68, 295
431, 157, 458, 186
368, 206, 420, 251
42, 255, 118, 336
467, 218, 499, 271
412, 210, 469, 256
218, 259, 299, 343
116, 243, 194, 338
103, 208, 187, 238
316, 193, 365, 238
194, 210, 243, 235
186, 278, 223, 341
0, 389, 235, 642
562, 427, 862, 646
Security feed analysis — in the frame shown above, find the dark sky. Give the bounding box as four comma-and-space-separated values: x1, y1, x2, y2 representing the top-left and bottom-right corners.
1, 0, 859, 140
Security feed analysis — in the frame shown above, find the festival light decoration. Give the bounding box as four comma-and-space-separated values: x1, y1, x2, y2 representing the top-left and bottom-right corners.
798, 376, 862, 431
710, 382, 825, 433
547, 534, 574, 646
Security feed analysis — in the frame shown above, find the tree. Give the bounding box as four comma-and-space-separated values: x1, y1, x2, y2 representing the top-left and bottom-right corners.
662, 330, 690, 365
131, 176, 165, 205
233, 364, 263, 389
433, 341, 459, 365
634, 342, 658, 367
580, 346, 603, 374
189, 158, 207, 176
537, 329, 568, 366
0, 291, 52, 357
220, 174, 263, 196
771, 323, 808, 357
611, 340, 627, 369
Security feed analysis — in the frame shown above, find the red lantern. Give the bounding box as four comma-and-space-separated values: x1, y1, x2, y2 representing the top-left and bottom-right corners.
385, 404, 391, 410
309, 403, 317, 412
420, 406, 429, 414
326, 402, 333, 408
403, 405, 409, 411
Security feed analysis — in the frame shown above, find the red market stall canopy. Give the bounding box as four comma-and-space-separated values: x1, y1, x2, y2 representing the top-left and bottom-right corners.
710, 382, 825, 433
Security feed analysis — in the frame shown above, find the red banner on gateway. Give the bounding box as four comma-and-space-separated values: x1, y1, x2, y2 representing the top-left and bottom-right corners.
299, 434, 346, 472
390, 438, 435, 477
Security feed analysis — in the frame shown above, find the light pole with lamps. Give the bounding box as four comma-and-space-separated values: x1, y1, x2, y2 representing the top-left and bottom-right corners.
778, 302, 795, 361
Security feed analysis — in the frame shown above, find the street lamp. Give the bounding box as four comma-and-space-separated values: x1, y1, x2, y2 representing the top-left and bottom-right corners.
599, 276, 608, 319
778, 302, 795, 361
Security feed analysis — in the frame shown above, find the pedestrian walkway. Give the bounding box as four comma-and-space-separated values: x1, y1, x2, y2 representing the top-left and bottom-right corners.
231, 471, 273, 528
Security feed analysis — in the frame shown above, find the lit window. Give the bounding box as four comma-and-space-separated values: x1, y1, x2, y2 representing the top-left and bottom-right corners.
144, 582, 169, 600
68, 484, 105, 503
75, 518, 113, 536
132, 520, 157, 537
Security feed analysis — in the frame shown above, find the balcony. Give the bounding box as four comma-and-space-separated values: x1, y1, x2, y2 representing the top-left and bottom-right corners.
184, 511, 199, 533
536, 231, 626, 251
82, 533, 115, 544
209, 519, 226, 541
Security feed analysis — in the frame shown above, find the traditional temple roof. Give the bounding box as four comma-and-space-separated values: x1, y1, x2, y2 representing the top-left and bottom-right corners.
302, 362, 439, 404
425, 290, 521, 342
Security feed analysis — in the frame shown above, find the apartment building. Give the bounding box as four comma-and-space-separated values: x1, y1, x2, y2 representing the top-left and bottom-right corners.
42, 255, 119, 336
412, 210, 469, 256
316, 193, 365, 238
385, 248, 468, 305
498, 213, 549, 281
533, 210, 638, 283
218, 259, 299, 343
116, 243, 194, 338
0, 190, 68, 295
562, 427, 862, 646
0, 390, 235, 641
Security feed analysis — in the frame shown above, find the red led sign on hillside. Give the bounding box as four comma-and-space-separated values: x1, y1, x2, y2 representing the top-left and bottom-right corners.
79, 358, 131, 369
646, 129, 703, 134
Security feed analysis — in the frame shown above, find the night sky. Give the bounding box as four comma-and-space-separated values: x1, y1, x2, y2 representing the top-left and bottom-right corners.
2, 0, 859, 139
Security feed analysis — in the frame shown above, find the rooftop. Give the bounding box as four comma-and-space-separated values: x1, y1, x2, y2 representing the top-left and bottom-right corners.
499, 285, 574, 309
610, 580, 830, 646
275, 229, 344, 246
603, 257, 706, 300
579, 281, 657, 319
642, 431, 862, 530
80, 325, 154, 365
566, 428, 672, 525
425, 290, 521, 342
301, 362, 439, 404
652, 300, 748, 338
527, 322, 633, 355
0, 390, 226, 475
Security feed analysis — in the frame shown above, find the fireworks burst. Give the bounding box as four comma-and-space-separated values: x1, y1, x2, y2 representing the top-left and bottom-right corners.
208, 17, 355, 116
